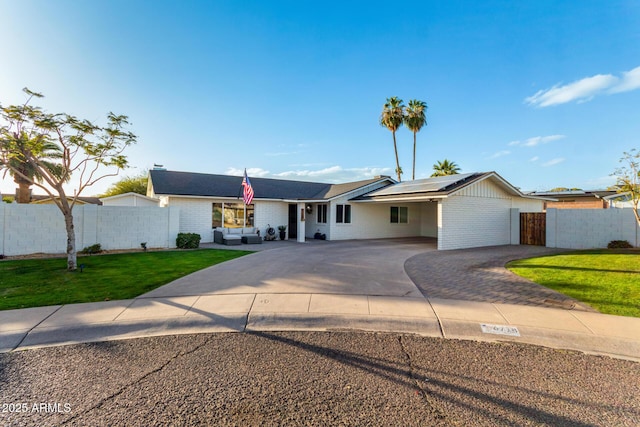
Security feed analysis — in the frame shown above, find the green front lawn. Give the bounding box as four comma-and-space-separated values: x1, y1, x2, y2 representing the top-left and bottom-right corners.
507, 250, 640, 317
0, 249, 252, 311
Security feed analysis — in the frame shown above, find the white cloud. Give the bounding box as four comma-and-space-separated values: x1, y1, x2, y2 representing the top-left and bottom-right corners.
525, 65, 640, 107
530, 156, 539, 162
487, 150, 510, 159
509, 135, 565, 147
542, 158, 565, 167
225, 167, 271, 177
608, 66, 640, 94
227, 166, 393, 183
525, 74, 618, 107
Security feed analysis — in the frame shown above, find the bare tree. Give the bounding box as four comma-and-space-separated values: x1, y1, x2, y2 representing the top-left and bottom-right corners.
612, 149, 640, 228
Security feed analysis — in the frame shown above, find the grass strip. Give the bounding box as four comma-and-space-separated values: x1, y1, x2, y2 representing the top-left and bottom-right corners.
0, 249, 252, 311
507, 249, 640, 317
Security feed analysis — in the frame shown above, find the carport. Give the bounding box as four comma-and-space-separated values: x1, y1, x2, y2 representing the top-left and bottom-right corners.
351, 172, 546, 250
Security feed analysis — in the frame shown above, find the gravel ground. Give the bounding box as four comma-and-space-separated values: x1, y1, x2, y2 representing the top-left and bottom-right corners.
1, 332, 639, 426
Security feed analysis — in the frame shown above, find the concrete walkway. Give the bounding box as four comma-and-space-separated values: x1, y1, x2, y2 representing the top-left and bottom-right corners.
1, 239, 639, 361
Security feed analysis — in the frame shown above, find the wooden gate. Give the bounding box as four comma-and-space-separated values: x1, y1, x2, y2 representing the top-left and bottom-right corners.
520, 213, 546, 246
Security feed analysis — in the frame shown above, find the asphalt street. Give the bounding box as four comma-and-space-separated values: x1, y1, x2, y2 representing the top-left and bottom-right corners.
1, 331, 639, 426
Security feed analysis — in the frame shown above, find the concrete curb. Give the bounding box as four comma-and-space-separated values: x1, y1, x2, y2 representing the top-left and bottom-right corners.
2, 294, 639, 362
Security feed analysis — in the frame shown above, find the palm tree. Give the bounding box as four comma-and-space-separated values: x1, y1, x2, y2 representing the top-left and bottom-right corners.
1, 132, 63, 203
380, 97, 405, 181
403, 99, 427, 180
431, 159, 460, 177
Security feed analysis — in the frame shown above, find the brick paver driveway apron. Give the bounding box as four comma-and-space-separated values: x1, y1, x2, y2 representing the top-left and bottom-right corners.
405, 245, 594, 310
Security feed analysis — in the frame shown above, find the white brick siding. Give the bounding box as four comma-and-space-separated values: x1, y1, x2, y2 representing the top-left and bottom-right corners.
254, 201, 289, 237
167, 197, 215, 242
438, 179, 545, 250
167, 197, 290, 242
439, 196, 512, 250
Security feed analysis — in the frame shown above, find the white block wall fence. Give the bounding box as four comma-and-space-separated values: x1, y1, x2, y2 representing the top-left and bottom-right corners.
0, 203, 180, 257
546, 208, 639, 249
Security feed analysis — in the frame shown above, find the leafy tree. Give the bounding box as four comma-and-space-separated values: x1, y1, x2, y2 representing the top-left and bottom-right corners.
612, 149, 640, 228
100, 172, 148, 197
0, 88, 137, 271
403, 99, 427, 181
0, 95, 65, 203
380, 97, 405, 182
431, 159, 460, 177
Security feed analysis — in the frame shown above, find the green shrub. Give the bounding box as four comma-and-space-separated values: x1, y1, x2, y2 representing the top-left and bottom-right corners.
176, 233, 201, 249
607, 240, 633, 249
80, 243, 103, 255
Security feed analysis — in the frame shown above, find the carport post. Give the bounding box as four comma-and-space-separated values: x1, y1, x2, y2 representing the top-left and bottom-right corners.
297, 202, 305, 243
510, 208, 520, 245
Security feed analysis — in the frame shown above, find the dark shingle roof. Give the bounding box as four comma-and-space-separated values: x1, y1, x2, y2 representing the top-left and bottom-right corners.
149, 170, 391, 201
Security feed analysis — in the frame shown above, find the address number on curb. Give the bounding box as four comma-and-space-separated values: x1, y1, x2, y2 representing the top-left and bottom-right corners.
480, 323, 520, 337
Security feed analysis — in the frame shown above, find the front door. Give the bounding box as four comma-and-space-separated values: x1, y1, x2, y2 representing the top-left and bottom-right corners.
288, 204, 297, 239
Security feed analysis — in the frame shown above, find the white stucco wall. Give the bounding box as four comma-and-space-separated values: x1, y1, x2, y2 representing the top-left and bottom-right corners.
511, 197, 545, 212
546, 208, 639, 248
328, 200, 423, 241
420, 202, 438, 237
0, 204, 179, 256
305, 203, 330, 239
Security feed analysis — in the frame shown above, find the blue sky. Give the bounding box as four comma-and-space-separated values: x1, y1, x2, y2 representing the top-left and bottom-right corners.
1, 0, 639, 196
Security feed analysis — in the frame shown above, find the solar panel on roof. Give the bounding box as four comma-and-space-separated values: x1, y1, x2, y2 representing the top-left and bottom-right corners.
366, 173, 476, 196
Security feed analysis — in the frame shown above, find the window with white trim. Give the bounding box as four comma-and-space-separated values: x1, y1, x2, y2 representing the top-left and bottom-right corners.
390, 206, 408, 223
317, 204, 327, 223
336, 204, 351, 224
213, 202, 254, 228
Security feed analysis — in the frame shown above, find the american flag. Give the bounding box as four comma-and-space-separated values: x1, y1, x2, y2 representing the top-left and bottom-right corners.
242, 169, 254, 205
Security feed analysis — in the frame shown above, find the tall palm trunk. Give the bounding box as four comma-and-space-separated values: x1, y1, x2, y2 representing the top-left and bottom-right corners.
412, 131, 417, 181
15, 178, 32, 203
393, 130, 401, 182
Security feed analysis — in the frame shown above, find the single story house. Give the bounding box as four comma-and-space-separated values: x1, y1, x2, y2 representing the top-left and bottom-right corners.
100, 192, 160, 207
527, 190, 617, 210
147, 169, 546, 250
603, 192, 636, 209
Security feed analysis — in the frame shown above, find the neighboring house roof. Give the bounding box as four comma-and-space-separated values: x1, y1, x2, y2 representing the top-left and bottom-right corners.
30, 195, 103, 205
149, 170, 394, 201
602, 192, 632, 201
100, 192, 160, 203
352, 172, 544, 202
528, 190, 617, 199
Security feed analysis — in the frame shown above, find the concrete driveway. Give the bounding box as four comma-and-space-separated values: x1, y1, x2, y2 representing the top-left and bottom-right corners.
144, 238, 583, 310
143, 238, 437, 298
